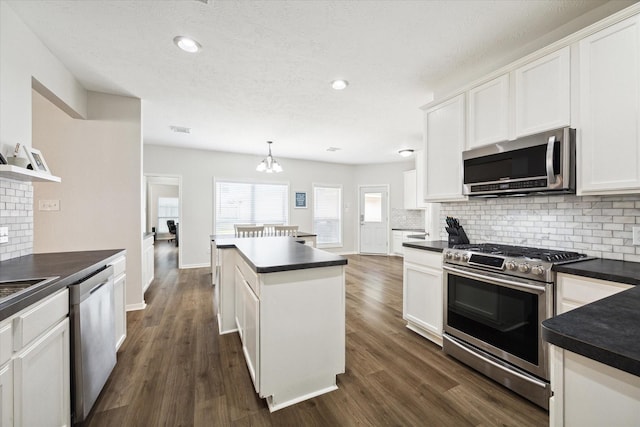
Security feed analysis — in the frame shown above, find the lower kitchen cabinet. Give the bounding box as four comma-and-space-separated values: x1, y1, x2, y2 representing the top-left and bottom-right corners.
402, 247, 443, 346
556, 273, 632, 315
110, 254, 127, 351
6, 288, 71, 427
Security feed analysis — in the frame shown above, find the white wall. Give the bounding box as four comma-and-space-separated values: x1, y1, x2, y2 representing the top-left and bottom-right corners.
144, 144, 413, 267
32, 89, 145, 310
0, 2, 86, 159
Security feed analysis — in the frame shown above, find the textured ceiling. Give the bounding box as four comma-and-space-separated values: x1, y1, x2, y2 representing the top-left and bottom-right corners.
6, 0, 634, 164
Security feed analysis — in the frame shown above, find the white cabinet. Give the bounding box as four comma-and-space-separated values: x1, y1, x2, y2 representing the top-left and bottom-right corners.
142, 236, 154, 293
14, 318, 70, 427
392, 231, 404, 256
403, 169, 417, 209
556, 273, 632, 314
514, 46, 570, 137
578, 15, 640, 195
234, 266, 245, 340
0, 361, 12, 427
422, 94, 467, 202
402, 247, 443, 346
240, 278, 260, 393
467, 74, 510, 148
110, 254, 127, 350
7, 288, 71, 427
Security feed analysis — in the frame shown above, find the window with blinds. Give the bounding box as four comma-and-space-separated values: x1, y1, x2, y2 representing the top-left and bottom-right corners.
313, 184, 342, 247
158, 197, 179, 233
215, 180, 289, 235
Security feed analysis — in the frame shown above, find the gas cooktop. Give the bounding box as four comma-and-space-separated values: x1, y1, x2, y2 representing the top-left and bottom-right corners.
443, 243, 591, 282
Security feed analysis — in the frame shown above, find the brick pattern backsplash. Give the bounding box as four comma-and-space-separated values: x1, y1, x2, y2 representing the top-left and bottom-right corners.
391, 208, 425, 229
439, 194, 640, 262
0, 178, 33, 261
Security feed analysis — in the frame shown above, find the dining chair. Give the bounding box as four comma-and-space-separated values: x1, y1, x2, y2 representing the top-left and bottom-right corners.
262, 223, 283, 236
273, 225, 298, 237
235, 225, 265, 237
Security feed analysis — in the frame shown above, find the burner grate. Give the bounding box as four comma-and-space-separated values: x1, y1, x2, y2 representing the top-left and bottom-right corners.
453, 243, 587, 263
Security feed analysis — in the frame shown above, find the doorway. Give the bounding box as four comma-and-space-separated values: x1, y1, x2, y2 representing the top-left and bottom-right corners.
359, 185, 389, 254
145, 174, 182, 268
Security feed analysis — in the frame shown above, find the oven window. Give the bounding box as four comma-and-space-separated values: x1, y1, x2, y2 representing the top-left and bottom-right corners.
447, 274, 539, 365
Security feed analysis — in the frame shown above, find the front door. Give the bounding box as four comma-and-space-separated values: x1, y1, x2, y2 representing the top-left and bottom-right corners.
359, 186, 388, 254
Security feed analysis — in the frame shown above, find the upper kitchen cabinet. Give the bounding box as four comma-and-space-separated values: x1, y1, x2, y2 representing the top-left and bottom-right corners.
403, 169, 418, 209
514, 46, 571, 137
467, 74, 510, 149
578, 15, 640, 195
422, 94, 467, 202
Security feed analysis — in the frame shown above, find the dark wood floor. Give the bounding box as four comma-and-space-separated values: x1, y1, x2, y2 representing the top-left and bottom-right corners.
87, 241, 548, 426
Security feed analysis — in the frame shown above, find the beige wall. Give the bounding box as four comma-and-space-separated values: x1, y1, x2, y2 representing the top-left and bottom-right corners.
32, 90, 145, 310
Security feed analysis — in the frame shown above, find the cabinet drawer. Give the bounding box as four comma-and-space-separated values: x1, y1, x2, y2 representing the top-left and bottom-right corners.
404, 248, 443, 269
109, 255, 126, 277
0, 321, 11, 365
13, 289, 69, 350
236, 253, 259, 297
558, 274, 632, 308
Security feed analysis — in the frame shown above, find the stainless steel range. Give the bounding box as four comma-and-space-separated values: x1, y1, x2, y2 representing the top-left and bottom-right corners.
441, 243, 589, 409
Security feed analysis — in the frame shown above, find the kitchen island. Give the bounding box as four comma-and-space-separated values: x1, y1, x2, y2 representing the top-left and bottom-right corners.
211, 235, 347, 412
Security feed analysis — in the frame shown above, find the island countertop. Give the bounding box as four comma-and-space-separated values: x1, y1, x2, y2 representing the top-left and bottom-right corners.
0, 249, 126, 321
213, 236, 346, 273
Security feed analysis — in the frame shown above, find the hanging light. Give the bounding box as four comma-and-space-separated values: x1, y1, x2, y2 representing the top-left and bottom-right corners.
256, 141, 283, 173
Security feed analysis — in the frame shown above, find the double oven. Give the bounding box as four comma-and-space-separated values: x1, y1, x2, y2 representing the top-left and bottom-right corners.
441, 244, 587, 409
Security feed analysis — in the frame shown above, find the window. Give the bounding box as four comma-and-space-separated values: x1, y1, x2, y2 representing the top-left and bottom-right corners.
215, 180, 289, 235
313, 184, 342, 247
158, 197, 179, 233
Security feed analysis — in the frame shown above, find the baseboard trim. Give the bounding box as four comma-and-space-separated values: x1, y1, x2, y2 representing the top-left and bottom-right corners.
126, 302, 147, 312
180, 262, 210, 269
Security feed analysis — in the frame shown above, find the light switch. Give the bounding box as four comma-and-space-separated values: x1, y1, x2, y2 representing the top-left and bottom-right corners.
39, 199, 60, 211
0, 226, 8, 244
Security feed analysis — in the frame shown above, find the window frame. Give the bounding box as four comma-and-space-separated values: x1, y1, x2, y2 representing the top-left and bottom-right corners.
312, 183, 343, 248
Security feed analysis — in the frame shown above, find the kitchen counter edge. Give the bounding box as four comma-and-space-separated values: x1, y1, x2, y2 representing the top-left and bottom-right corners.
402, 240, 451, 253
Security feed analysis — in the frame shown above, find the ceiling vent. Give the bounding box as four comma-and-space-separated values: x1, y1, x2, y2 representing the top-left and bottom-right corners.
326, 147, 341, 152
170, 126, 191, 134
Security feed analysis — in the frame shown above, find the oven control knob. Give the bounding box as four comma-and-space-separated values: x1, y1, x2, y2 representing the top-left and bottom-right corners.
445, 251, 453, 260
462, 253, 470, 262
532, 265, 545, 276
505, 261, 517, 271
518, 263, 531, 273
453, 253, 461, 261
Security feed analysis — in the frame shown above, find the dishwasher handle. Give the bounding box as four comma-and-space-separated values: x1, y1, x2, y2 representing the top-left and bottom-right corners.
70, 265, 114, 305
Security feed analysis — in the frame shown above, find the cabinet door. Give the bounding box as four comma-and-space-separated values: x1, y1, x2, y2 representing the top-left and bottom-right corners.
579, 15, 640, 194
556, 273, 632, 314
423, 94, 467, 202
467, 74, 510, 148
392, 231, 404, 256
14, 318, 70, 427
234, 267, 245, 339
241, 279, 260, 393
114, 273, 127, 350
0, 361, 12, 427
403, 170, 417, 209
403, 261, 443, 343
515, 46, 570, 137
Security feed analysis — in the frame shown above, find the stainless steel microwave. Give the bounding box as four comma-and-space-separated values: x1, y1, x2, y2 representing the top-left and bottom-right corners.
462, 127, 575, 197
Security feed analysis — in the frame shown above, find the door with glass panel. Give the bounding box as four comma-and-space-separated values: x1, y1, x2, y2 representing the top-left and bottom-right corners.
359, 186, 388, 254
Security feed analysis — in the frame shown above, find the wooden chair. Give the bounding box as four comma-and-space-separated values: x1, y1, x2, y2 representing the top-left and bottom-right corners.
262, 223, 283, 236
235, 225, 265, 238
273, 225, 298, 237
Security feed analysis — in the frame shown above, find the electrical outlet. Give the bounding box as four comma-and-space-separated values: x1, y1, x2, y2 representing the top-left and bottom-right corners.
39, 199, 60, 211
633, 226, 640, 246
0, 226, 8, 244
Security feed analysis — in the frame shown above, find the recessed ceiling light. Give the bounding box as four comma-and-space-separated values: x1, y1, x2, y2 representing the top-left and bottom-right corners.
173, 36, 202, 53
398, 149, 414, 157
331, 80, 349, 90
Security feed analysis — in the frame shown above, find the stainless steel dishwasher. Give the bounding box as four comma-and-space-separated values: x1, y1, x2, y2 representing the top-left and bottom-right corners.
69, 265, 116, 424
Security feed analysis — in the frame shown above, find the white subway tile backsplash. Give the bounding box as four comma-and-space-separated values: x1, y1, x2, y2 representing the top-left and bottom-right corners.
0, 178, 33, 260
440, 194, 640, 261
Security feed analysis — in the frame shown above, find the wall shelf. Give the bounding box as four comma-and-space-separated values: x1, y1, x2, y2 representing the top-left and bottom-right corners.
0, 165, 61, 182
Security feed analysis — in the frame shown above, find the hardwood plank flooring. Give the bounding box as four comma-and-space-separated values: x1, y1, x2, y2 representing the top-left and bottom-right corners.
87, 242, 548, 426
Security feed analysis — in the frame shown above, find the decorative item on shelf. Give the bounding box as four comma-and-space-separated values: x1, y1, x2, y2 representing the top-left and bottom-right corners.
445, 216, 470, 245
256, 140, 283, 173
23, 145, 51, 174
6, 143, 29, 168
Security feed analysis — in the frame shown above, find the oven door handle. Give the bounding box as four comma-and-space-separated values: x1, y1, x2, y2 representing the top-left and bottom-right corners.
442, 265, 547, 293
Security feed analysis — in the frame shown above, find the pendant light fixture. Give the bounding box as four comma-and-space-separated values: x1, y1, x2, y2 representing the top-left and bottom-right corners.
256, 141, 283, 173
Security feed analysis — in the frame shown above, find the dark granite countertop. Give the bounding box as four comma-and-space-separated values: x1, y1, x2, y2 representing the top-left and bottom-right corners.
553, 258, 640, 287
0, 249, 126, 321
542, 285, 640, 377
213, 236, 346, 273
402, 240, 451, 253
392, 228, 426, 232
